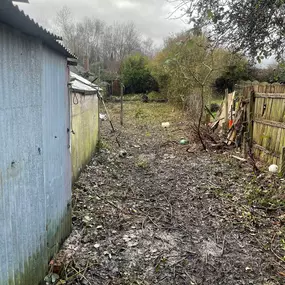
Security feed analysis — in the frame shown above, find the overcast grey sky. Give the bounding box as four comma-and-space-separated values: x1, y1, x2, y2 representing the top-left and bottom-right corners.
16, 0, 275, 66
18, 0, 188, 45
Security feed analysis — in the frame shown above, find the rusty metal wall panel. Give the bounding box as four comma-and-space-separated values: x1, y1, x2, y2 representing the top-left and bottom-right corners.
0, 23, 71, 285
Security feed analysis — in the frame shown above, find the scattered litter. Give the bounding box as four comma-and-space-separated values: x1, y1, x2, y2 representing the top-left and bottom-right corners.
269, 164, 278, 173
94, 243, 101, 249
179, 138, 189, 145
100, 113, 107, 121
161, 122, 170, 128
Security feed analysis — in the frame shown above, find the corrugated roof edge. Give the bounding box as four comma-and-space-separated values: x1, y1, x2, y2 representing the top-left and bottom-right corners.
0, 1, 77, 59
11, 2, 62, 40
14, 3, 77, 59
56, 40, 78, 61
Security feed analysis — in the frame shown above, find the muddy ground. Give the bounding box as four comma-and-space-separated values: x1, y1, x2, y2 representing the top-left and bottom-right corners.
55, 101, 285, 285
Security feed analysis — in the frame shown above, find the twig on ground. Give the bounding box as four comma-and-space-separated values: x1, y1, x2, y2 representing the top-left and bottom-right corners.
184, 270, 197, 285
80, 261, 90, 283
270, 232, 285, 269
232, 155, 247, 162
96, 194, 123, 211
65, 267, 85, 282
147, 215, 160, 228
71, 264, 91, 285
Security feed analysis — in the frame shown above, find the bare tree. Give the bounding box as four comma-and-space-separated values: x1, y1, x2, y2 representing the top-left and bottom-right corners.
53, 8, 158, 79
55, 6, 76, 51
163, 33, 227, 149
141, 37, 156, 58
168, 0, 285, 60
75, 17, 105, 62
110, 22, 141, 62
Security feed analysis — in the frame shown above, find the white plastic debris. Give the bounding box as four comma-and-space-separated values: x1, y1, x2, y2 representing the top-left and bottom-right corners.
269, 164, 278, 173
161, 122, 170, 128
100, 113, 107, 121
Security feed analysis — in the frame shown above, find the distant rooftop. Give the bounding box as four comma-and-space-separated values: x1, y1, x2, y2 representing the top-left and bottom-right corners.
70, 72, 102, 94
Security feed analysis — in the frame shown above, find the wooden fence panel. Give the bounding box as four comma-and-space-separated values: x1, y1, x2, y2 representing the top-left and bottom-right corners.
248, 83, 285, 167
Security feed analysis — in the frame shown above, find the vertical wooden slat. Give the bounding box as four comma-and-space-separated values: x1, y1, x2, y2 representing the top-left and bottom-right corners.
281, 129, 285, 154
280, 147, 285, 177
277, 97, 284, 122
270, 127, 277, 155
242, 83, 285, 165
224, 88, 229, 132
248, 90, 255, 148
274, 123, 283, 162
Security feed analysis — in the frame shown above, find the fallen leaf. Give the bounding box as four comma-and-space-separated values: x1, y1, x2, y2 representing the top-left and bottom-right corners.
51, 273, 60, 283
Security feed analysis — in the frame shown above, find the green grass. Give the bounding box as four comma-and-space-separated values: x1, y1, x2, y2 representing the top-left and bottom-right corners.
106, 100, 182, 128
211, 98, 223, 105
122, 92, 167, 102
123, 94, 142, 101
209, 98, 223, 121
147, 91, 167, 100
128, 102, 178, 124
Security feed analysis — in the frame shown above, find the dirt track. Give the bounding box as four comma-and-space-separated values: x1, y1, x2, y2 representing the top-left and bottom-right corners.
58, 101, 285, 285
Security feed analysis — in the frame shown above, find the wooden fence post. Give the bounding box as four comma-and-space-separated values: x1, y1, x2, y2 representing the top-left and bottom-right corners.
280, 147, 285, 177
224, 88, 229, 133
248, 90, 255, 149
